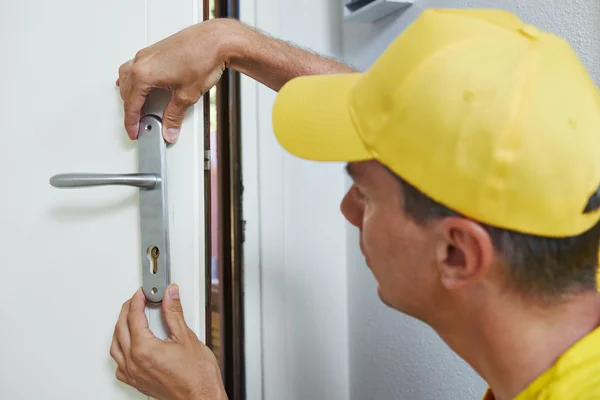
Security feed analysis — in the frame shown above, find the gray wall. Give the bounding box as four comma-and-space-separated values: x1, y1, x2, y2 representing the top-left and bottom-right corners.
342, 1, 600, 399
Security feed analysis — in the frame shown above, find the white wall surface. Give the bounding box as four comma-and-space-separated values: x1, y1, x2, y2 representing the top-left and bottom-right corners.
342, 1, 600, 400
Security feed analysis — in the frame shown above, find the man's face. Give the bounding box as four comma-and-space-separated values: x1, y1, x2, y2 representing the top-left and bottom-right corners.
340, 160, 439, 317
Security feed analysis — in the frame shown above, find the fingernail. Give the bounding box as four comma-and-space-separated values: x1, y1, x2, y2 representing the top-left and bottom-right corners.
169, 285, 180, 300
129, 123, 139, 140
165, 128, 180, 142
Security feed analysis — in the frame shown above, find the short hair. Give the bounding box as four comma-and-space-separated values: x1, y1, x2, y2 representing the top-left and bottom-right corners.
394, 174, 600, 301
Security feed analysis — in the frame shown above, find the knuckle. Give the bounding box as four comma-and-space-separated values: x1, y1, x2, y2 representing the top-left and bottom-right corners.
126, 315, 140, 332
133, 49, 146, 62
185, 328, 198, 342
129, 63, 148, 81
116, 370, 126, 383
128, 375, 138, 388
131, 344, 151, 364
126, 362, 140, 379
174, 91, 198, 107
169, 303, 184, 314
163, 113, 183, 125
109, 342, 122, 362
118, 62, 130, 76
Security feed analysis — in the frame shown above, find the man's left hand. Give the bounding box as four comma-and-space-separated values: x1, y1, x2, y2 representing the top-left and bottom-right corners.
110, 285, 227, 400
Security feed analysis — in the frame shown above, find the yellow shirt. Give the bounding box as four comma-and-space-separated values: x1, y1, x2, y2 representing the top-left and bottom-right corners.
483, 325, 600, 399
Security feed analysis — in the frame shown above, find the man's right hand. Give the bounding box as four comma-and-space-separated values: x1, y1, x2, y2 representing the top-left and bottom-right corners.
117, 19, 236, 143
117, 17, 355, 144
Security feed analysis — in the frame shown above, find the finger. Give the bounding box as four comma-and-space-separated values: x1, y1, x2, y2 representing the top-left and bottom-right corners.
161, 93, 190, 144
118, 75, 129, 102
116, 367, 129, 384
115, 300, 132, 355
123, 86, 149, 140
127, 288, 155, 344
124, 70, 152, 140
110, 330, 127, 369
117, 60, 133, 97
162, 284, 189, 340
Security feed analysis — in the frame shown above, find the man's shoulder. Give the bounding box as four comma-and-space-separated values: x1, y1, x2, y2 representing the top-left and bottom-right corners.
484, 326, 600, 400
516, 325, 600, 400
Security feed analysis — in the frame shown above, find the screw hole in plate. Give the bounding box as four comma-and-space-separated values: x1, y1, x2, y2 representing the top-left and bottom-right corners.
151, 287, 158, 294
145, 124, 152, 131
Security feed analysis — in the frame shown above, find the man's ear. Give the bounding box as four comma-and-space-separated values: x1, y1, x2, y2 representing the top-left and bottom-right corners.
434, 217, 495, 291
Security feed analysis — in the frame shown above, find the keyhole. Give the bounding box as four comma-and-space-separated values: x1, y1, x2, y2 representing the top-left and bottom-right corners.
147, 246, 160, 275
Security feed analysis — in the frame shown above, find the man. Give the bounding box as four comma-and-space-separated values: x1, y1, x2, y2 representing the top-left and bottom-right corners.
110, 8, 600, 400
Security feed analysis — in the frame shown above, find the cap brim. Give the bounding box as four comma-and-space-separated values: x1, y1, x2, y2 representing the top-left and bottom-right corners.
272, 73, 373, 162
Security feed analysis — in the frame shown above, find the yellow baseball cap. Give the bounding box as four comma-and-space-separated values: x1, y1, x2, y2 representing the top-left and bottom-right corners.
272, 8, 600, 238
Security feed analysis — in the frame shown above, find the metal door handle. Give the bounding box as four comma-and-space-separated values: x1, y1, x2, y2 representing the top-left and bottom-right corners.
49, 114, 171, 304
49, 173, 159, 189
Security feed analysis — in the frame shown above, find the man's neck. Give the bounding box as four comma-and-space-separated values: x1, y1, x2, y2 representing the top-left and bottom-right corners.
437, 291, 600, 400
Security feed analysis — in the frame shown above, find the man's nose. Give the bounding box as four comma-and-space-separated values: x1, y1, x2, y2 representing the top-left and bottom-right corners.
340, 188, 362, 228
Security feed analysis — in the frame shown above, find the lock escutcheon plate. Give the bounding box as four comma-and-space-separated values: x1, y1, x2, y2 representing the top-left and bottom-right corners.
138, 115, 170, 303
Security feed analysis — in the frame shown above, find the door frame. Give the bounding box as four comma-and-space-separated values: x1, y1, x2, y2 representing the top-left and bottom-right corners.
239, 0, 264, 398
143, 0, 207, 343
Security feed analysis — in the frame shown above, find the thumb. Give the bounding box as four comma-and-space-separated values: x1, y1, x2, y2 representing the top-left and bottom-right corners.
162, 284, 189, 340
162, 92, 189, 144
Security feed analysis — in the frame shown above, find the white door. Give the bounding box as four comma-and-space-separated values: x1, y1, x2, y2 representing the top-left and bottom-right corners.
0, 1, 206, 399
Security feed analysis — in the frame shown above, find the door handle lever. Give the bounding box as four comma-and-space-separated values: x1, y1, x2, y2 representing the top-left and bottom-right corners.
49, 114, 171, 304
49, 173, 160, 190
